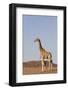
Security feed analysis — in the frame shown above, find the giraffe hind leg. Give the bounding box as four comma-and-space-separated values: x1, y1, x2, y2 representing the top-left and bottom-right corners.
48, 61, 50, 71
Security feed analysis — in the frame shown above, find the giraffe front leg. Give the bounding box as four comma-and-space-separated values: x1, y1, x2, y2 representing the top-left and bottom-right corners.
42, 60, 44, 72
40, 59, 44, 72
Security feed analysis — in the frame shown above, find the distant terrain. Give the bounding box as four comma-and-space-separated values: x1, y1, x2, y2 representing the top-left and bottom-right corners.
23, 61, 57, 75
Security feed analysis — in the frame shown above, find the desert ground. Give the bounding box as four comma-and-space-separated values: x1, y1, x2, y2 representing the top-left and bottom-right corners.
23, 61, 57, 75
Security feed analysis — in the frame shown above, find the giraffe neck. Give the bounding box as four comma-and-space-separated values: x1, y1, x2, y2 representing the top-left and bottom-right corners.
38, 40, 43, 50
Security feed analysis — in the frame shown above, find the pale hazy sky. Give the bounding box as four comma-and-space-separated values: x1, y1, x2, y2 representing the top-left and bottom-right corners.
23, 15, 57, 64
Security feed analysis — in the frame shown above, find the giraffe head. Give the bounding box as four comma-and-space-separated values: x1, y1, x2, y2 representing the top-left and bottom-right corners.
34, 38, 40, 43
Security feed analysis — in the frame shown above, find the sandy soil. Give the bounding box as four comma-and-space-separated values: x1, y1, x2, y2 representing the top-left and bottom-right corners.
23, 61, 57, 75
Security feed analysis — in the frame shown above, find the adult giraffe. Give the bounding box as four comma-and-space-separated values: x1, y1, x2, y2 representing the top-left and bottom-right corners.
34, 38, 52, 72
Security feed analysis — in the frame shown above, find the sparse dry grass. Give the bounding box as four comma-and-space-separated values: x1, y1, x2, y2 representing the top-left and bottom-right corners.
23, 61, 57, 75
